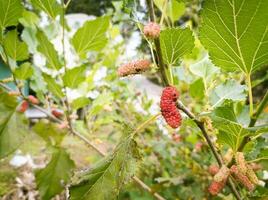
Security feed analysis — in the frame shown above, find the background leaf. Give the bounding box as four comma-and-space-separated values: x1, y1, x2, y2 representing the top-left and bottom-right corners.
30, 0, 61, 19
189, 78, 205, 100
0, 90, 28, 158
160, 28, 194, 65
42, 73, 64, 98
72, 16, 110, 58
36, 30, 62, 70
199, 0, 268, 73
35, 147, 75, 200
71, 97, 90, 110
3, 30, 29, 61
63, 65, 87, 88
209, 80, 247, 108
14, 62, 34, 80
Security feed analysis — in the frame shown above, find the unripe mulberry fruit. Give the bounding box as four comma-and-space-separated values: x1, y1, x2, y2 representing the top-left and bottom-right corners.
230, 165, 255, 191
223, 148, 233, 164
249, 163, 262, 171
8, 91, 21, 97
143, 22, 161, 39
235, 152, 247, 174
214, 165, 230, 182
51, 109, 64, 118
117, 59, 151, 77
208, 180, 226, 195
208, 164, 220, 176
160, 86, 181, 128
28, 95, 39, 105
246, 165, 259, 185
18, 100, 29, 113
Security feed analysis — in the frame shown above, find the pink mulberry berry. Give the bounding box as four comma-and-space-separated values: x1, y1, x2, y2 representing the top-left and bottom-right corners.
208, 180, 226, 195
143, 22, 161, 39
214, 165, 230, 182
208, 164, 220, 176
28, 95, 39, 105
230, 165, 255, 191
117, 59, 151, 77
18, 100, 29, 113
160, 86, 181, 128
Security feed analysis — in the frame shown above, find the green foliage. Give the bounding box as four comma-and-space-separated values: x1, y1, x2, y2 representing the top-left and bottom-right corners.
3, 30, 29, 61
209, 80, 247, 108
0, 90, 28, 158
72, 16, 110, 58
189, 78, 205, 100
63, 65, 87, 88
71, 97, 90, 110
160, 28, 194, 65
36, 30, 62, 70
199, 0, 268, 74
14, 62, 33, 80
42, 73, 64, 98
35, 147, 75, 200
70, 128, 140, 200
30, 0, 61, 19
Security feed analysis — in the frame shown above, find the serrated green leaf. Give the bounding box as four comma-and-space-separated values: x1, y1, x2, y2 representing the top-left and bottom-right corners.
36, 147, 75, 200
72, 16, 110, 57
42, 73, 64, 98
160, 28, 194, 65
199, 0, 268, 73
3, 30, 29, 61
189, 78, 205, 100
167, 0, 185, 22
63, 65, 87, 88
14, 62, 34, 80
0, 0, 23, 29
71, 97, 90, 110
0, 90, 28, 158
209, 80, 247, 108
69, 128, 140, 200
30, 0, 61, 19
36, 30, 62, 70
33, 120, 66, 146
189, 56, 219, 82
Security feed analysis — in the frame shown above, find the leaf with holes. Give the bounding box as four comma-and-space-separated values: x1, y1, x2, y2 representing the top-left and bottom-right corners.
199, 0, 268, 73
0, 90, 28, 158
35, 147, 75, 200
69, 126, 140, 200
63, 65, 87, 89
72, 16, 110, 58
3, 30, 29, 61
160, 28, 194, 65
30, 0, 61, 19
209, 80, 247, 108
36, 30, 62, 70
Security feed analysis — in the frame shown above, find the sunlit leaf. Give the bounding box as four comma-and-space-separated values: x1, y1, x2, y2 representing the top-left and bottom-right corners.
42, 73, 64, 98
199, 0, 268, 73
189, 78, 205, 100
160, 28, 194, 65
63, 65, 87, 88
36, 147, 75, 200
30, 0, 61, 19
71, 97, 90, 110
14, 62, 33, 80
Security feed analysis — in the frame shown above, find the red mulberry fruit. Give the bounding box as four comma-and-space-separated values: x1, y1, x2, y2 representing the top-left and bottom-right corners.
213, 165, 230, 182
143, 22, 161, 39
208, 180, 226, 195
160, 86, 181, 128
208, 164, 220, 176
28, 95, 39, 105
52, 109, 64, 118
230, 165, 255, 191
117, 59, 151, 77
18, 100, 29, 113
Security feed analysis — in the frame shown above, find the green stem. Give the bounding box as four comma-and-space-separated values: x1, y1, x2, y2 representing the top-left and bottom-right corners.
247, 74, 254, 116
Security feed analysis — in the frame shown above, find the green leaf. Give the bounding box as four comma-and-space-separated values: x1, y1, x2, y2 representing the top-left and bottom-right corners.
189, 78, 205, 100
189, 56, 219, 82
0, 90, 28, 158
160, 28, 194, 65
63, 65, 87, 88
3, 30, 29, 61
209, 80, 247, 108
14, 62, 34, 80
30, 0, 61, 19
69, 127, 140, 200
19, 10, 40, 28
42, 73, 64, 98
33, 120, 66, 146
0, 0, 23, 29
199, 0, 268, 73
36, 147, 75, 200
89, 92, 113, 116
71, 97, 90, 110
72, 16, 110, 57
36, 30, 62, 70
167, 0, 185, 23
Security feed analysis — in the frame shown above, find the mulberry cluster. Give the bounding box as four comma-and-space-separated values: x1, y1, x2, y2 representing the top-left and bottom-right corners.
208, 165, 229, 195
117, 59, 151, 77
213, 165, 230, 182
208, 180, 226, 196
230, 165, 255, 191
160, 86, 181, 129
143, 22, 161, 39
